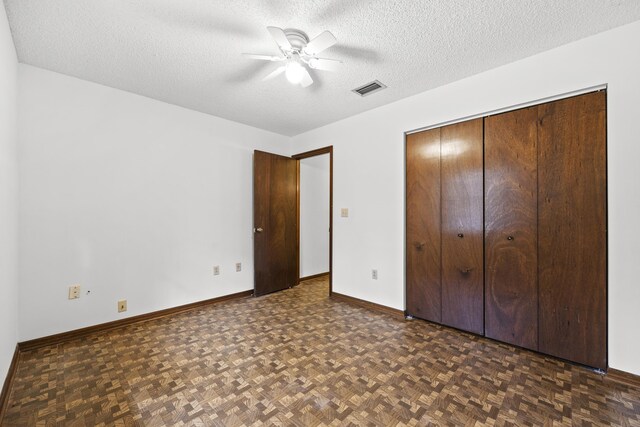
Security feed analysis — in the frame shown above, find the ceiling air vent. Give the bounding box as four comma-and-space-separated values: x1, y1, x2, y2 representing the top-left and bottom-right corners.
352, 80, 387, 97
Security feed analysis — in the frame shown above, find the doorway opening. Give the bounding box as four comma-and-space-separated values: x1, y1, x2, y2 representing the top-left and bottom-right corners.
293, 147, 333, 295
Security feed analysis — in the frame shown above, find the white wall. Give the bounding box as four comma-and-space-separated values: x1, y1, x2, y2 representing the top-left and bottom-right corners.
291, 21, 640, 375
300, 154, 330, 278
18, 65, 290, 341
0, 3, 19, 384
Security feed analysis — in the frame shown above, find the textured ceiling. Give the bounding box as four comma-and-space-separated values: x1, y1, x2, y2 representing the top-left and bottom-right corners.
4, 0, 640, 136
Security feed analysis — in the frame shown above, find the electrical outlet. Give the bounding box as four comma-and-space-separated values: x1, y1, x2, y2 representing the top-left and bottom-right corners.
341, 208, 349, 218
372, 269, 378, 280
236, 262, 242, 272
213, 265, 220, 276
68, 285, 81, 300
118, 300, 127, 312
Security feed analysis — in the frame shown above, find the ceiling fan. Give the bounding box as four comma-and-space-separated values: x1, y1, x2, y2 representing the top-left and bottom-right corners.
243, 27, 342, 87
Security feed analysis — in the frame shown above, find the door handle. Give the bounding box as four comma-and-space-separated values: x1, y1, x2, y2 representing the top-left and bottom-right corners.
254, 227, 263, 233
415, 242, 426, 250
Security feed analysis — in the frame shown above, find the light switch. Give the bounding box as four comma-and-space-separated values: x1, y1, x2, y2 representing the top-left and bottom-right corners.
341, 208, 349, 218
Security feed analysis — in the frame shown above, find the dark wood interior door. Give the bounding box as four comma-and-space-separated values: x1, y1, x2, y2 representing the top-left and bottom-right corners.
484, 107, 539, 349
537, 92, 607, 369
253, 150, 298, 297
440, 119, 484, 334
406, 128, 442, 322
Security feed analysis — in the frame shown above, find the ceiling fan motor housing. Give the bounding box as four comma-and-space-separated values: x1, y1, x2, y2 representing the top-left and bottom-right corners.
283, 29, 310, 51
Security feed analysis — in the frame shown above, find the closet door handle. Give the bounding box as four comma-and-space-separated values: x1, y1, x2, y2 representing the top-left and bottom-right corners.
415, 242, 426, 250
459, 267, 474, 274
507, 235, 514, 241
457, 233, 464, 238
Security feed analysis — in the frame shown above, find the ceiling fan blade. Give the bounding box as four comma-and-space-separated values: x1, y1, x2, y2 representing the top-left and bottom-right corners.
243, 53, 284, 62
303, 31, 337, 55
262, 66, 286, 81
299, 67, 314, 87
267, 26, 292, 51
308, 57, 342, 71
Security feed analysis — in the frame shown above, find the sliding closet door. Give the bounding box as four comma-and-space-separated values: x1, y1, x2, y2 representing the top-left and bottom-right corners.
441, 119, 484, 334
538, 92, 607, 369
406, 129, 442, 322
484, 107, 538, 349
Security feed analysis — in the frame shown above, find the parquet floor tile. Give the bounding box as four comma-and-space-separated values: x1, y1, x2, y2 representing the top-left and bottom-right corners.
2, 276, 639, 426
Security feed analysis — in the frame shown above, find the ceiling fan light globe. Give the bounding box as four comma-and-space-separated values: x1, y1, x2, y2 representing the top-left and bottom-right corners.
285, 61, 305, 84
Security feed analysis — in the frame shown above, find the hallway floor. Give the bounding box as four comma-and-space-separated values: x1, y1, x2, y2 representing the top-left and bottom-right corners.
3, 276, 639, 425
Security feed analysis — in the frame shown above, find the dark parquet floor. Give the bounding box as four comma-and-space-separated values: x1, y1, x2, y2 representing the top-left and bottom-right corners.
2, 276, 640, 426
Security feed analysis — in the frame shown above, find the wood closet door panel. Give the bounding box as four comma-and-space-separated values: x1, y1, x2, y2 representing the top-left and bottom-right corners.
484, 107, 538, 350
406, 129, 442, 322
538, 91, 607, 369
441, 118, 484, 334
